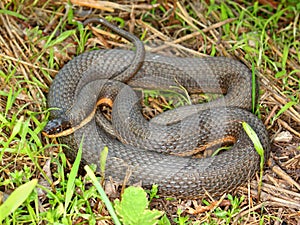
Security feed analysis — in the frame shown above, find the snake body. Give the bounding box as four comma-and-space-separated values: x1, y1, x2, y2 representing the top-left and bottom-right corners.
45, 19, 270, 198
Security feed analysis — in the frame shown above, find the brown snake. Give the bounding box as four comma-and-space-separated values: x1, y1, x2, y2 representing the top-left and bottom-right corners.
43, 18, 270, 198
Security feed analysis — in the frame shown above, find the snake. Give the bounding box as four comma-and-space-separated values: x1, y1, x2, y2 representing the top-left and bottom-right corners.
43, 18, 270, 198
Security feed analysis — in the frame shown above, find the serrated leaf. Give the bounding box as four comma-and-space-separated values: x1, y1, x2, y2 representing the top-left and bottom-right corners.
114, 187, 148, 219
114, 186, 163, 225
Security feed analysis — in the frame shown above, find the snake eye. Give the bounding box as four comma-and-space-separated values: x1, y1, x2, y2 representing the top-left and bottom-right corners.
55, 127, 63, 134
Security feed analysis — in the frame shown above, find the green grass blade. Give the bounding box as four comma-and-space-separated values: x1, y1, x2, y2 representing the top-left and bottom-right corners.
242, 121, 265, 199
0, 9, 28, 21
242, 122, 264, 159
272, 101, 297, 124
84, 165, 121, 225
100, 146, 108, 176
0, 179, 38, 223
44, 19, 62, 48
7, 116, 23, 144
64, 136, 83, 216
48, 30, 76, 47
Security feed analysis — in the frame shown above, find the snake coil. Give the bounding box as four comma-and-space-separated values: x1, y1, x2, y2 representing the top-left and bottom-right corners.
44, 18, 270, 198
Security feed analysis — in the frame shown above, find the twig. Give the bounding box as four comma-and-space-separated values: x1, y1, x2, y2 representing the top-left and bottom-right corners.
278, 119, 300, 138
271, 161, 300, 191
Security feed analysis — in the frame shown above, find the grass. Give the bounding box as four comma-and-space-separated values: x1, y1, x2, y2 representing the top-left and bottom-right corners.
0, 0, 300, 224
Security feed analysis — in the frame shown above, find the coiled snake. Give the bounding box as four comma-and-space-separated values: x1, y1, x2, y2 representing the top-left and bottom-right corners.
43, 18, 270, 198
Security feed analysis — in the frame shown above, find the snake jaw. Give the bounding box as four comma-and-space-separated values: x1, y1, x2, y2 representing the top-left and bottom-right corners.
43, 117, 72, 138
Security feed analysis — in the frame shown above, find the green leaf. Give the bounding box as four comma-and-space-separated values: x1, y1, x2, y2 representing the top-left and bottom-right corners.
0, 9, 28, 21
100, 146, 108, 176
220, 3, 230, 34
274, 70, 286, 78
114, 186, 163, 225
215, 210, 228, 218
272, 101, 297, 123
48, 30, 76, 47
147, 184, 159, 202
158, 214, 171, 225
105, 16, 125, 27
7, 116, 23, 144
242, 122, 264, 158
85, 165, 121, 225
64, 136, 83, 216
242, 121, 265, 199
281, 44, 289, 68
0, 179, 38, 223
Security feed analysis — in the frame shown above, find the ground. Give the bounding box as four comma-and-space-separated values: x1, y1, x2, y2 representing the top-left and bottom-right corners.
0, 0, 299, 224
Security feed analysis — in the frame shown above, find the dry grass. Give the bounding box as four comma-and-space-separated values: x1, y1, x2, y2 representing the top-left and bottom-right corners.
0, 0, 299, 224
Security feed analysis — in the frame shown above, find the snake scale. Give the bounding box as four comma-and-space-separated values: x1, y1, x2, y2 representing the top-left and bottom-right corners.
44, 18, 270, 198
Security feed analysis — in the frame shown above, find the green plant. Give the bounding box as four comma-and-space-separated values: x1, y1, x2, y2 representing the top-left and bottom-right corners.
242, 121, 265, 198
0, 179, 38, 223
114, 186, 164, 225
213, 194, 245, 223
85, 163, 121, 225
146, 184, 160, 202
173, 209, 191, 225
0, 0, 299, 224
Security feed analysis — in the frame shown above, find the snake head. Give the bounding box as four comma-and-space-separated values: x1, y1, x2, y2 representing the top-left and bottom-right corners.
43, 118, 72, 138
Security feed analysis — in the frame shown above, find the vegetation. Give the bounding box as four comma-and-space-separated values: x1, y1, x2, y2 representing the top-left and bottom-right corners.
0, 0, 299, 224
